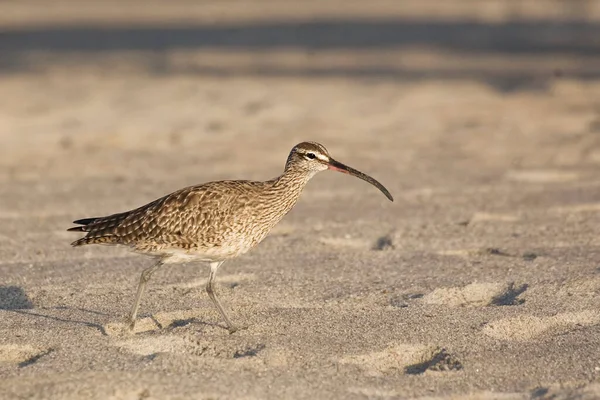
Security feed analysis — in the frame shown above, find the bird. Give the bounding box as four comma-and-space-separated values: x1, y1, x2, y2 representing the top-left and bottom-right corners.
68, 141, 393, 334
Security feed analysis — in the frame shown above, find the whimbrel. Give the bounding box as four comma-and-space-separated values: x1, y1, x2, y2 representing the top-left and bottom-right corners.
68, 142, 393, 333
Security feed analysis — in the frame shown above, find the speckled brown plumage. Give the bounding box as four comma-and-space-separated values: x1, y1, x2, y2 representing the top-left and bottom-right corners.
68, 141, 393, 333
70, 178, 307, 258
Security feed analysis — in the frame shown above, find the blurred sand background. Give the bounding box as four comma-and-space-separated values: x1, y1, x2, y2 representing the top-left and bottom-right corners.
2, 0, 600, 398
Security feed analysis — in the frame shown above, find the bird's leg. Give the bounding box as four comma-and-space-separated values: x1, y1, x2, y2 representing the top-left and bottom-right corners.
127, 259, 164, 332
206, 261, 241, 334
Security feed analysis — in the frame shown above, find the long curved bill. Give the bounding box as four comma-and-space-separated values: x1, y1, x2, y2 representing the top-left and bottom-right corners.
328, 159, 394, 202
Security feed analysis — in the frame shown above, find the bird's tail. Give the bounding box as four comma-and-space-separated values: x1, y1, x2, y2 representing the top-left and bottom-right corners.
67, 212, 130, 246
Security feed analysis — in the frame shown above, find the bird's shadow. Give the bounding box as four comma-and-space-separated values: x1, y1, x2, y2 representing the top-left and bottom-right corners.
0, 285, 34, 310
9, 308, 110, 336
153, 315, 231, 333
1, 286, 230, 336
0, 285, 109, 335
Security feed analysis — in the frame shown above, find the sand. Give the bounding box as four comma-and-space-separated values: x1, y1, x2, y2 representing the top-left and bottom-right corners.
2, 1, 600, 399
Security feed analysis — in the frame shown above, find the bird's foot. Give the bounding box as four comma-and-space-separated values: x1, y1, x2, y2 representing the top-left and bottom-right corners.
125, 317, 137, 334
104, 318, 137, 337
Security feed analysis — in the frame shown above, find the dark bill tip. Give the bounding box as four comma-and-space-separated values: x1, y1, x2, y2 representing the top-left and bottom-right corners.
328, 159, 394, 202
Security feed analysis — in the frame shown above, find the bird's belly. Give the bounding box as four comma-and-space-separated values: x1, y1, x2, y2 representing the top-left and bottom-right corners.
147, 214, 279, 263
157, 235, 267, 264
155, 247, 237, 264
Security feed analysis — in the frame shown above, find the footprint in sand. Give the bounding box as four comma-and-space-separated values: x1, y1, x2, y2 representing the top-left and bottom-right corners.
337, 343, 462, 376
483, 310, 600, 341
372, 231, 397, 251
422, 282, 528, 308
0, 344, 53, 367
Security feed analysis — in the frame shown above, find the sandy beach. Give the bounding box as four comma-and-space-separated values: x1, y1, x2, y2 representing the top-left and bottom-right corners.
2, 1, 600, 398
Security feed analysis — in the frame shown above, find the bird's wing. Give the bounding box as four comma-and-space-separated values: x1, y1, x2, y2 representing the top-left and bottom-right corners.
69, 181, 259, 248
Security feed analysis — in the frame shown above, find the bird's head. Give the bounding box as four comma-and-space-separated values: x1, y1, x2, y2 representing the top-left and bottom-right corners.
285, 141, 393, 202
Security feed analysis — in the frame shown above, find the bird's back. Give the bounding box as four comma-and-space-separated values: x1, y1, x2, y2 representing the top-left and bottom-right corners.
69, 179, 291, 260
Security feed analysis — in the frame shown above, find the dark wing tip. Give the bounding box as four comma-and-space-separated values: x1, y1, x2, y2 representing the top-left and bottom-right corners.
68, 217, 100, 232
72, 217, 99, 225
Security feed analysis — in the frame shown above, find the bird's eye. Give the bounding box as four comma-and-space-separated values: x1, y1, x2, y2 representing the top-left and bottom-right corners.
306, 152, 316, 159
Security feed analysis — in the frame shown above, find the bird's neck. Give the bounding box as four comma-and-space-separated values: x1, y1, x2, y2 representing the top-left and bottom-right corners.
269, 167, 316, 212
276, 166, 315, 190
